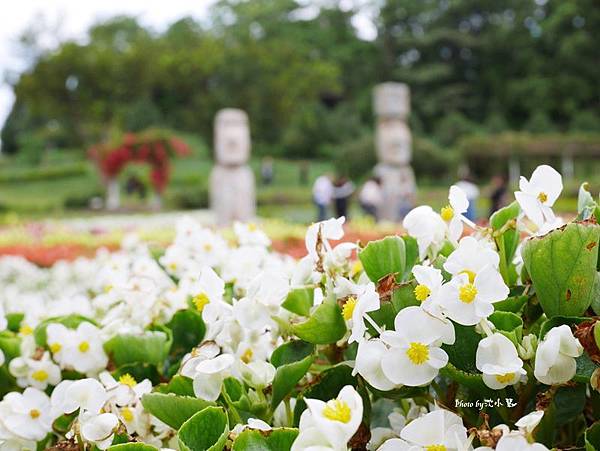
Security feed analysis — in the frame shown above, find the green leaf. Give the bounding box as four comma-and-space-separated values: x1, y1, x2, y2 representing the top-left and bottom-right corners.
493, 293, 528, 313
155, 375, 195, 396
167, 309, 206, 360
292, 301, 346, 344
232, 428, 299, 451
271, 354, 314, 409
141, 393, 214, 430
554, 384, 586, 426
490, 201, 520, 230
0, 331, 21, 361
271, 340, 314, 368
359, 236, 406, 283
282, 288, 314, 317
586, 422, 600, 451
401, 236, 419, 281
104, 331, 172, 367
33, 314, 96, 347
489, 311, 523, 343
439, 363, 491, 396
539, 316, 586, 339
178, 407, 229, 451
522, 222, 600, 317
491, 201, 521, 284
442, 323, 480, 373
0, 366, 17, 397
5, 313, 24, 332
108, 444, 159, 451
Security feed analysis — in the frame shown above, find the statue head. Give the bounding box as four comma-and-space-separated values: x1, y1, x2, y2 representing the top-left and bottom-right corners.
373, 83, 410, 120
214, 108, 250, 165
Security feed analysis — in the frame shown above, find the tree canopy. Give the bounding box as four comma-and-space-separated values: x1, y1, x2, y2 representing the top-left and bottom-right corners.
2, 0, 599, 158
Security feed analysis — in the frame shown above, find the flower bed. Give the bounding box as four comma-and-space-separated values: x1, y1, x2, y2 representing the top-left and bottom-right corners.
0, 164, 599, 451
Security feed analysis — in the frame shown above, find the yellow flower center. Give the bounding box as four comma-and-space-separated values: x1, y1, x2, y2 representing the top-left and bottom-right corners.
322, 399, 352, 423
495, 372, 515, 384
31, 370, 49, 382
119, 373, 137, 387
29, 409, 41, 419
426, 446, 447, 451
78, 341, 90, 353
351, 260, 363, 275
459, 283, 478, 304
203, 243, 213, 252
440, 205, 454, 221
459, 269, 476, 283
537, 192, 548, 203
414, 284, 431, 302
342, 297, 357, 321
248, 223, 257, 232
193, 292, 210, 312
406, 342, 429, 365
121, 407, 134, 423
241, 348, 254, 364
49, 342, 62, 354
19, 325, 33, 336
168, 263, 177, 270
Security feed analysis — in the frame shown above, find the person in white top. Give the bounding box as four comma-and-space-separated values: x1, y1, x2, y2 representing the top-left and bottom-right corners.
312, 174, 334, 221
359, 176, 383, 221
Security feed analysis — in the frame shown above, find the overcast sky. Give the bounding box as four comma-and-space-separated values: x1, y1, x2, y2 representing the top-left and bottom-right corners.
0, 1, 376, 135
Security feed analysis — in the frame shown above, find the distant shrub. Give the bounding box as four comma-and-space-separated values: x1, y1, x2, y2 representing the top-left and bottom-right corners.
0, 162, 89, 183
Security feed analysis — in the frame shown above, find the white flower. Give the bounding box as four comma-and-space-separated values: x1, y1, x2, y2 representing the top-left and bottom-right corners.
495, 431, 549, 451
476, 333, 526, 389
305, 217, 345, 262
51, 378, 108, 415
9, 351, 61, 390
403, 206, 447, 260
534, 325, 583, 385
354, 339, 397, 391
189, 267, 226, 322
411, 265, 444, 318
1, 388, 57, 441
380, 307, 455, 386
439, 267, 508, 326
234, 222, 271, 247
297, 385, 363, 449
47, 322, 108, 375
515, 165, 562, 228
335, 278, 380, 344
80, 412, 119, 450
189, 353, 235, 401
246, 269, 290, 310
99, 371, 152, 406
444, 236, 500, 278
515, 411, 544, 435
0, 303, 7, 331
238, 360, 276, 389
441, 185, 470, 243
399, 409, 471, 451
247, 418, 272, 431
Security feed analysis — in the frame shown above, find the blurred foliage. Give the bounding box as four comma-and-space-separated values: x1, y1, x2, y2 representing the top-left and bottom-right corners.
0, 0, 599, 169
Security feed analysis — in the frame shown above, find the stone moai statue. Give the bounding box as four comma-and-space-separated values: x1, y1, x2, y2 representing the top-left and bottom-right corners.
373, 83, 417, 221
209, 108, 256, 225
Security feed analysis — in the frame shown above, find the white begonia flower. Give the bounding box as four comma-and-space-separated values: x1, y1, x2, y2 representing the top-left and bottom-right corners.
99, 371, 152, 406
399, 409, 471, 451
377, 438, 412, 450
302, 385, 363, 448
476, 333, 526, 389
335, 278, 380, 344
514, 165, 562, 229
444, 236, 500, 278
51, 378, 108, 415
47, 322, 108, 375
441, 185, 470, 243
1, 388, 57, 441
246, 269, 290, 310
234, 222, 271, 247
411, 265, 444, 318
238, 360, 276, 389
9, 351, 61, 390
354, 339, 397, 391
0, 303, 7, 331
80, 412, 119, 450
534, 325, 583, 385
324, 242, 357, 274
495, 432, 549, 451
0, 349, 4, 367
515, 410, 544, 435
190, 266, 226, 322
247, 418, 272, 431
403, 206, 447, 260
305, 217, 345, 262
380, 307, 455, 386
439, 266, 509, 326
190, 353, 235, 401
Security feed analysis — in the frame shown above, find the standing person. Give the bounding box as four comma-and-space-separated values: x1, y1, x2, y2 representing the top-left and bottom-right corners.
359, 176, 383, 221
489, 174, 509, 216
312, 173, 333, 221
260, 157, 274, 185
332, 176, 355, 220
455, 168, 480, 222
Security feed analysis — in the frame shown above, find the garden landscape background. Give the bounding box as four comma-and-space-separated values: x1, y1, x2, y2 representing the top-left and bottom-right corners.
0, 0, 599, 261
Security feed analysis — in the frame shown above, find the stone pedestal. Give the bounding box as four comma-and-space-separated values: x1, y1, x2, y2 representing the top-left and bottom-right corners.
209, 109, 256, 225
373, 83, 416, 221
106, 178, 120, 211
